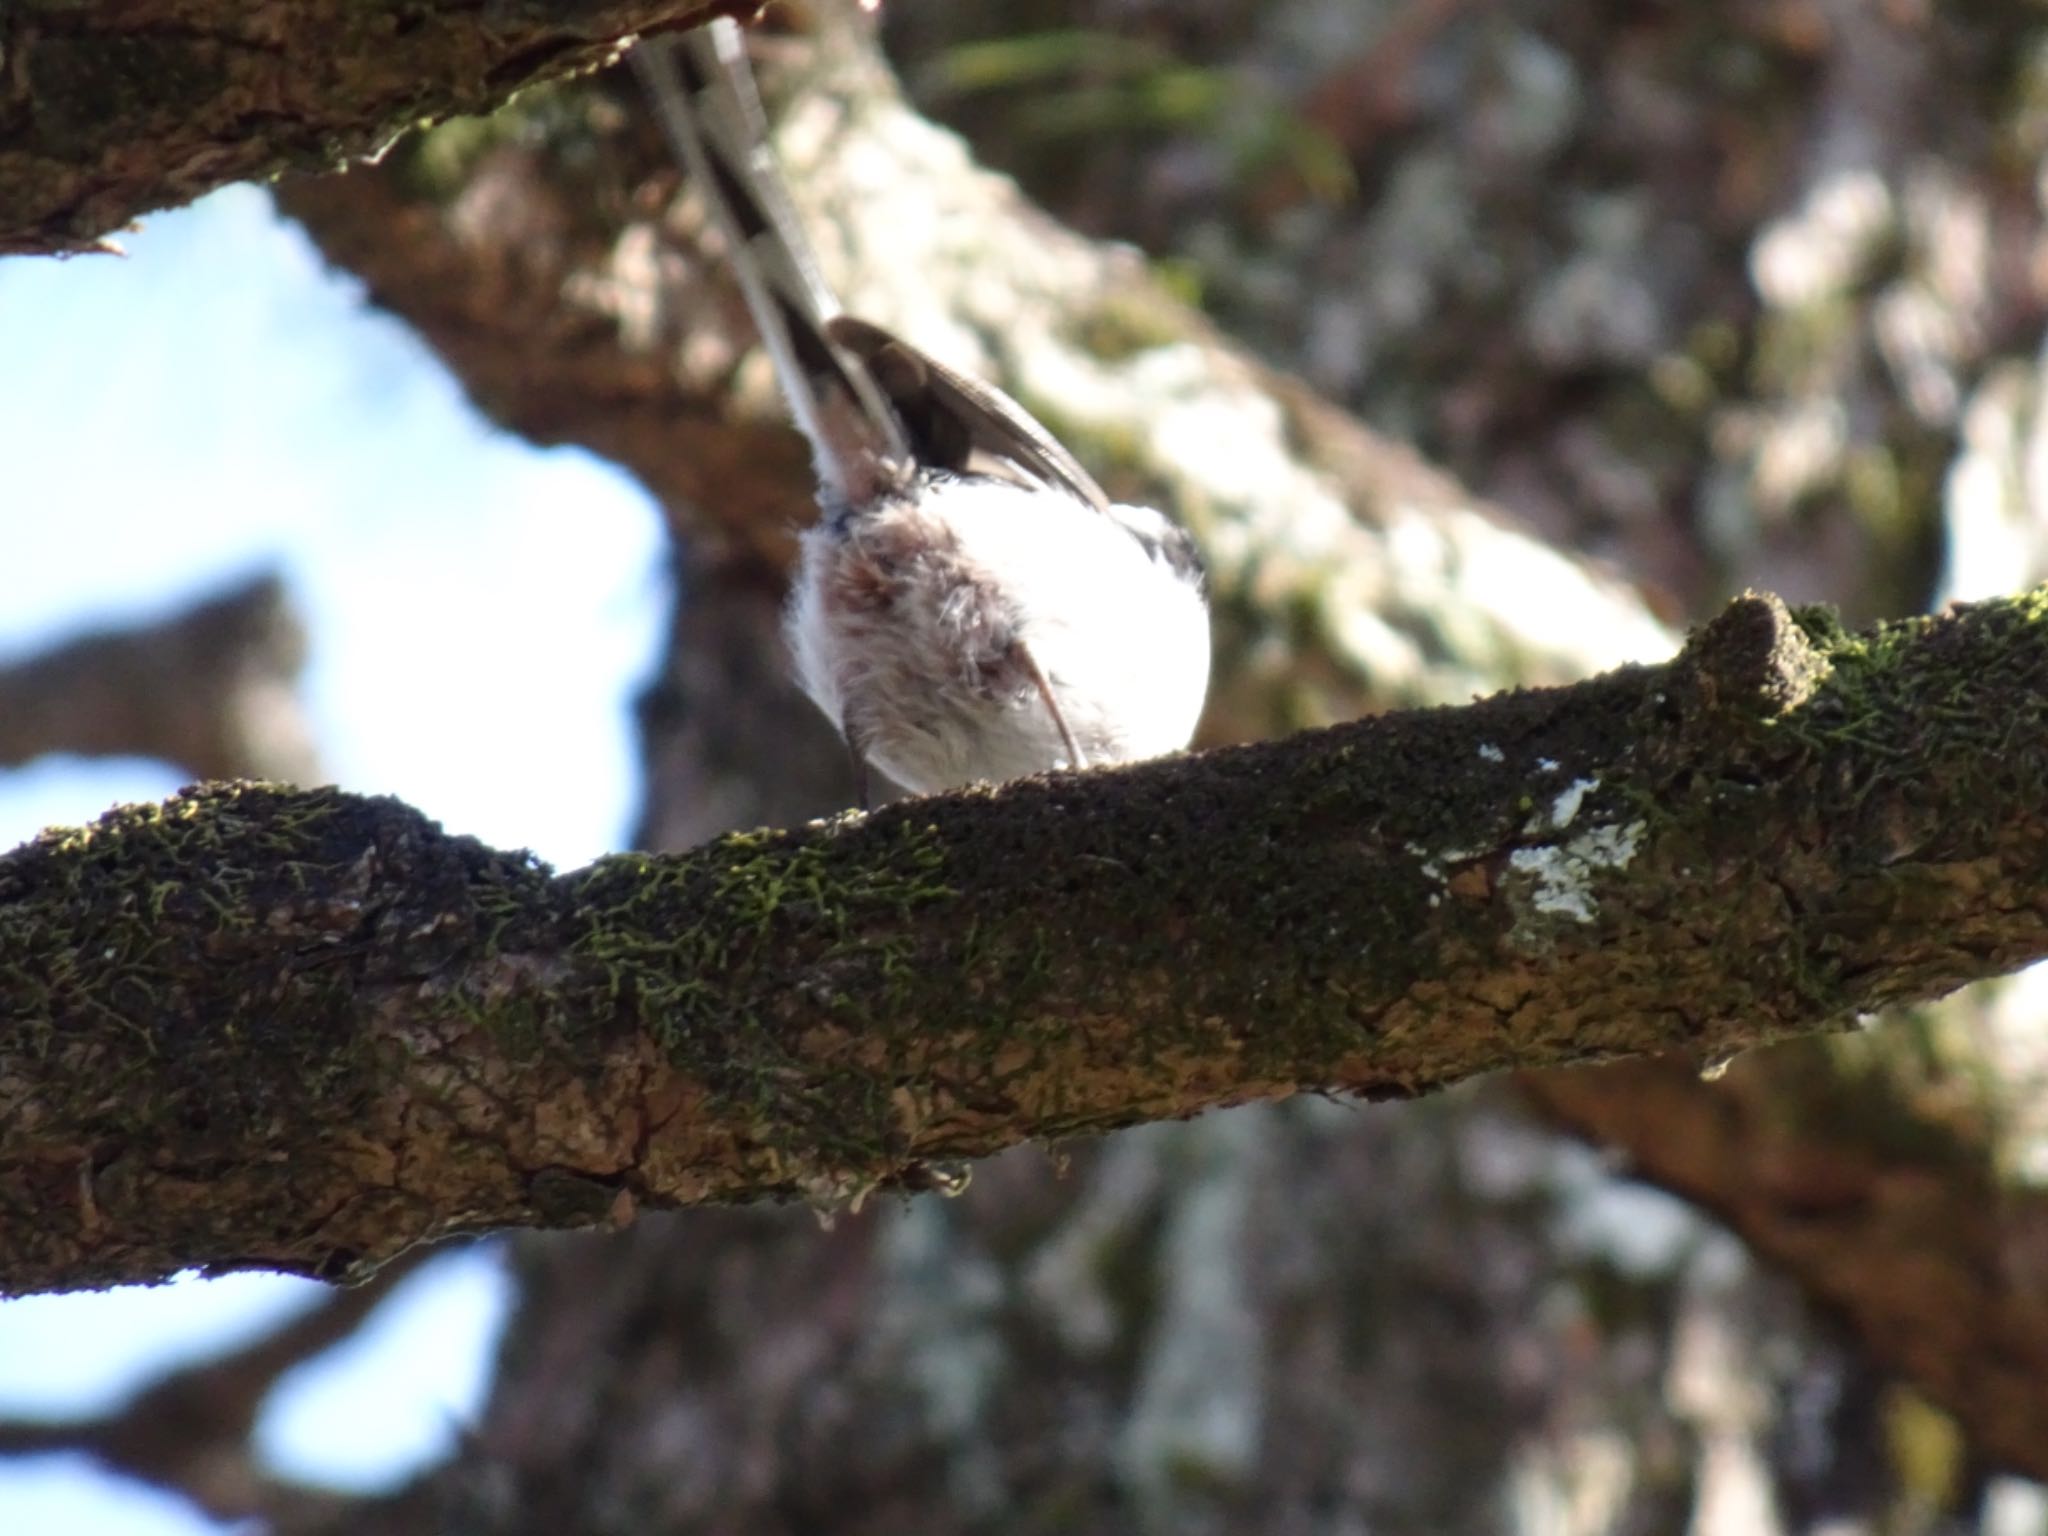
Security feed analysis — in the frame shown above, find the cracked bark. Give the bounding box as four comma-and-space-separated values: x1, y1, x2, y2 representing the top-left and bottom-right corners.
5, 592, 2047, 1323
263, 45, 2048, 1498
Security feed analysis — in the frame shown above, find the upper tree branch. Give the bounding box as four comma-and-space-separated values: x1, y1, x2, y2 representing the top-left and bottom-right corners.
0, 0, 720, 255
5, 590, 2046, 1297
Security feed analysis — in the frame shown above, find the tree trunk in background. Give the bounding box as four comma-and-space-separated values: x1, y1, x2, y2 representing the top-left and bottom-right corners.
888, 0, 2040, 621
259, 2, 2048, 1531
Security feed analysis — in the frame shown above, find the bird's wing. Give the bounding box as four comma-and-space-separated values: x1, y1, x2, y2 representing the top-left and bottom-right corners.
825, 316, 1113, 513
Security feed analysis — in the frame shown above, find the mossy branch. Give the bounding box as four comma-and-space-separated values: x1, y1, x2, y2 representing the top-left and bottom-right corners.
5, 589, 2047, 1296
0, 0, 725, 256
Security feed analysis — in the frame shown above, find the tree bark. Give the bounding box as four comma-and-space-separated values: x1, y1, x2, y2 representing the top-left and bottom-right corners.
0, 0, 728, 255
5, 589, 2046, 1299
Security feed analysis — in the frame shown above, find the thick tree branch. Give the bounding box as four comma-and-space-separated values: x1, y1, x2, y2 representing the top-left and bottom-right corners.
5, 589, 2046, 1297
0, 0, 721, 256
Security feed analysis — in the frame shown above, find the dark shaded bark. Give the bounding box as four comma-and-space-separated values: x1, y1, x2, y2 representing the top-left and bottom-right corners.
0, 0, 729, 255
5, 590, 2047, 1309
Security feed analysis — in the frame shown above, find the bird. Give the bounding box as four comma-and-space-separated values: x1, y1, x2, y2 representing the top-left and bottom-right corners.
631, 18, 1210, 801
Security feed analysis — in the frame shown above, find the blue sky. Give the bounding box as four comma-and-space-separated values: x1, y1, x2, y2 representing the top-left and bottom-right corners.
0, 185, 670, 1531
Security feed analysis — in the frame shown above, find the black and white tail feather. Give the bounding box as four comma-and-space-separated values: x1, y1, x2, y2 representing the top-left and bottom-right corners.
633, 20, 1210, 799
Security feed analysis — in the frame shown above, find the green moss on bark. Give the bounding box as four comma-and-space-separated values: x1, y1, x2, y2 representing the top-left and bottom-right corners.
4, 589, 2047, 1291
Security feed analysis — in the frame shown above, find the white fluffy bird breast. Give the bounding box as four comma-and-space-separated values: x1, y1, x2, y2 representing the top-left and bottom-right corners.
787, 474, 1211, 797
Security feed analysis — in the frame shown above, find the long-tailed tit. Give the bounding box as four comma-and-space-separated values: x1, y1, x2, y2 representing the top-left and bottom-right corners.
632, 20, 1210, 799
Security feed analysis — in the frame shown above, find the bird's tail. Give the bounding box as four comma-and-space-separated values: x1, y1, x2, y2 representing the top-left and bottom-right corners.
631, 21, 911, 506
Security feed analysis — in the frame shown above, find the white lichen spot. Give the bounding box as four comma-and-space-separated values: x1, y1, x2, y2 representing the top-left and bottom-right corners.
1542, 777, 1598, 832
1408, 839, 1483, 885
1509, 821, 1644, 924
1537, 757, 1560, 773
1404, 840, 1444, 882
1477, 742, 1506, 763
795, 1168, 878, 1219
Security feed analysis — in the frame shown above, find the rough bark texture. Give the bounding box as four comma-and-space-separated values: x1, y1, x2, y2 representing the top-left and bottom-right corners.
5, 590, 2048, 1304
837, 5, 2048, 1520
0, 0, 727, 255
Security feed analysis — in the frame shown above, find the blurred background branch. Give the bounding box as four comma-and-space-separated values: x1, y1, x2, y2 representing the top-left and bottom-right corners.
0, 1247, 437, 1526
0, 573, 316, 786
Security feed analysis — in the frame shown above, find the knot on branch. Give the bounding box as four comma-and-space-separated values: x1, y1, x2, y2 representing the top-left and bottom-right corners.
1667, 592, 1829, 728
